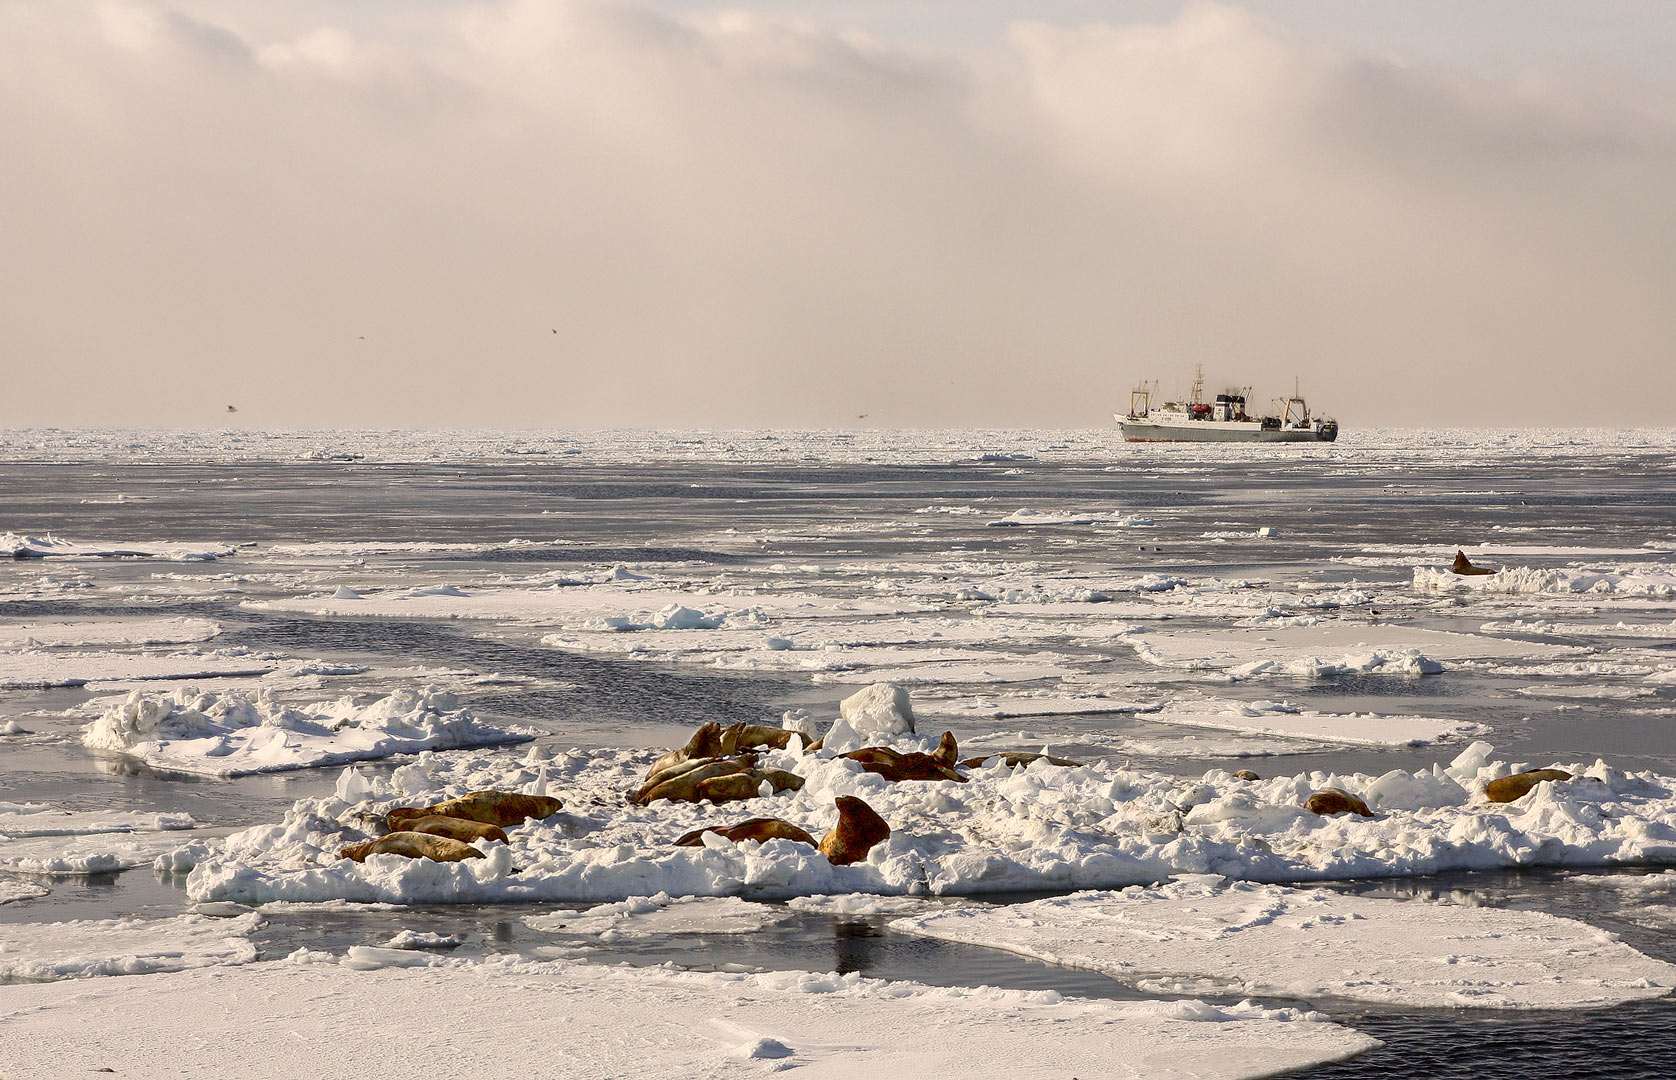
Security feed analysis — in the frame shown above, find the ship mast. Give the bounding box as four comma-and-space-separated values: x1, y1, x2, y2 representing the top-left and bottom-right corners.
1189, 363, 1204, 406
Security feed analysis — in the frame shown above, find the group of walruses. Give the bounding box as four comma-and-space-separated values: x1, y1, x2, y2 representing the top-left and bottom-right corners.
337, 718, 1575, 866
337, 720, 1067, 868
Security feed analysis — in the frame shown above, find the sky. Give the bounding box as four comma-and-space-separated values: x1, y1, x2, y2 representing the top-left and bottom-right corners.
3, 0, 1674, 429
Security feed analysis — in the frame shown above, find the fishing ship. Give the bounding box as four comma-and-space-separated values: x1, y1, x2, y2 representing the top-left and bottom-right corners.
1116, 367, 1338, 443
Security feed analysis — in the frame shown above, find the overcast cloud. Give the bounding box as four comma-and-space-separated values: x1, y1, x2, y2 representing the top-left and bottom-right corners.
3, 0, 1673, 428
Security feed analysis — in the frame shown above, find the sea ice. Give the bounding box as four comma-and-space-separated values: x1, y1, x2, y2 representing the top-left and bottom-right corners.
526, 893, 795, 938
0, 617, 220, 648
0, 649, 278, 689
1415, 565, 1676, 598
179, 737, 1676, 906
81, 685, 530, 777
0, 955, 1377, 1079
0, 878, 50, 904
0, 912, 260, 981
1132, 623, 1571, 678
1143, 701, 1486, 747
0, 532, 238, 561
892, 877, 1676, 1009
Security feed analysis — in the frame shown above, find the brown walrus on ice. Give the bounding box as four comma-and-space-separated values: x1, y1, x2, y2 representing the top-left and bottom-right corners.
1484, 768, 1571, 803
386, 791, 564, 831
339, 831, 485, 863
644, 723, 801, 782
1304, 787, 1375, 818
1450, 551, 1497, 575
841, 731, 966, 783
635, 754, 805, 805
672, 797, 891, 866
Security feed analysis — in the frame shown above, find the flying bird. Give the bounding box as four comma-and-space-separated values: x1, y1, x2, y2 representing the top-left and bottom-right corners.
226, 405, 237, 413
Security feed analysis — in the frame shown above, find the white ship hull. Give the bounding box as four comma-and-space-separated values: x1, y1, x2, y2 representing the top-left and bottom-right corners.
1116, 416, 1338, 443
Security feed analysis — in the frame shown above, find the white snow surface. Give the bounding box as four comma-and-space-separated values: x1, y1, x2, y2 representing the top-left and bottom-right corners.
0, 617, 220, 648
0, 649, 277, 688
0, 912, 261, 982
81, 685, 530, 777
0, 954, 1376, 1080
1145, 700, 1486, 747
892, 877, 1676, 1009
0, 532, 237, 561
180, 739, 1676, 906
1415, 565, 1676, 598
1133, 624, 1571, 679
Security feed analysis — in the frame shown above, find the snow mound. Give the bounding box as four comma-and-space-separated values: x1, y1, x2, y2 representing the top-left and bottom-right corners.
893, 877, 1676, 1009
82, 685, 530, 777
1414, 565, 1676, 598
836, 682, 916, 740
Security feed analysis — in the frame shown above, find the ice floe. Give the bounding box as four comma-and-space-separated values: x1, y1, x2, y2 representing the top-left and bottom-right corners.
0, 805, 200, 875
0, 878, 50, 904
178, 735, 1676, 906
527, 893, 795, 938
891, 877, 1676, 1009
0, 954, 1376, 1080
82, 686, 531, 778
1, 532, 238, 561
1415, 565, 1676, 598
0, 649, 276, 689
1143, 700, 1487, 747
0, 617, 220, 649
0, 912, 261, 981
1132, 623, 1574, 679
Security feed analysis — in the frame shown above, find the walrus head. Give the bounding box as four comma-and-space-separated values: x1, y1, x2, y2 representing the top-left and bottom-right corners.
818, 796, 891, 865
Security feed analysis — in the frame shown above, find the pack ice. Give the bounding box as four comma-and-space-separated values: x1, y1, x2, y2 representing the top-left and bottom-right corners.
892, 876, 1676, 1009
81, 686, 531, 777
179, 735, 1676, 907
0, 954, 1376, 1080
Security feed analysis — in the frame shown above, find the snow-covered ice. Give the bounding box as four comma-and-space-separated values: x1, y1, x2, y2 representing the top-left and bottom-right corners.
892, 876, 1676, 1009
526, 893, 795, 938
0, 617, 220, 648
0, 649, 277, 689
178, 738, 1676, 906
81, 686, 530, 777
1, 532, 238, 561
0, 954, 1377, 1080
1144, 700, 1487, 747
0, 912, 261, 981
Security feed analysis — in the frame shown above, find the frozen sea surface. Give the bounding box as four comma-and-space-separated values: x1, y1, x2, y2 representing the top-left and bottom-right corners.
3, 427, 1676, 1077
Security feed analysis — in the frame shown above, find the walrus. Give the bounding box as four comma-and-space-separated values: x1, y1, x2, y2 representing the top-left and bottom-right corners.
1484, 768, 1572, 803
819, 796, 892, 865
675, 817, 817, 847
690, 767, 807, 804
1304, 787, 1375, 817
637, 756, 758, 804
397, 815, 509, 845
646, 722, 725, 779
841, 731, 966, 783
1233, 769, 1261, 781
386, 791, 564, 831
1451, 550, 1497, 576
960, 752, 1084, 769
339, 831, 485, 863
718, 722, 796, 756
